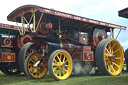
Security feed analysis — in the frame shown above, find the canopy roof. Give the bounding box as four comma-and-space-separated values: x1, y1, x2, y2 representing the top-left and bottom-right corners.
7, 5, 126, 30
119, 7, 128, 19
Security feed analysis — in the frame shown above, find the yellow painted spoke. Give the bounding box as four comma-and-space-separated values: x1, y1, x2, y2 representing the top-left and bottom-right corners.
108, 44, 112, 53
29, 59, 36, 63
111, 64, 115, 72
111, 43, 116, 49
64, 60, 68, 63
60, 54, 62, 61
28, 64, 33, 67
104, 53, 109, 60
59, 69, 61, 76
106, 48, 110, 54
112, 62, 119, 68
105, 61, 110, 66
63, 56, 65, 63
57, 56, 61, 62
53, 67, 57, 72
53, 59, 57, 63
113, 49, 119, 54
63, 67, 65, 75
108, 65, 111, 72
53, 64, 57, 66
65, 65, 68, 67
105, 53, 109, 56
115, 57, 120, 60
56, 69, 60, 75
107, 62, 111, 70
64, 68, 68, 73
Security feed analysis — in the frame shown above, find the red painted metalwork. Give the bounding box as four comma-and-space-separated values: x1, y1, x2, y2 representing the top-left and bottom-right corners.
72, 52, 82, 61
1, 38, 14, 48
83, 51, 93, 61
72, 51, 93, 61
17, 34, 32, 48
2, 52, 15, 62
81, 46, 91, 51
0, 23, 28, 31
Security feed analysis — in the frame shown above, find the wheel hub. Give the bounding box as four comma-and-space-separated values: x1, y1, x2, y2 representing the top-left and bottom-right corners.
57, 62, 65, 69
108, 53, 115, 61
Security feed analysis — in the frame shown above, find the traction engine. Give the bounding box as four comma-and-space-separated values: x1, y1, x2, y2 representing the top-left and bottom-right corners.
0, 5, 126, 81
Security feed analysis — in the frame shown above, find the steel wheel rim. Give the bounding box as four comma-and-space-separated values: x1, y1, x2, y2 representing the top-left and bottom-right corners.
104, 39, 124, 75
27, 53, 47, 78
52, 51, 72, 80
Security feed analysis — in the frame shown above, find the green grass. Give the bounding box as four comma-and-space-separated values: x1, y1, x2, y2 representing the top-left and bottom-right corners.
0, 71, 128, 85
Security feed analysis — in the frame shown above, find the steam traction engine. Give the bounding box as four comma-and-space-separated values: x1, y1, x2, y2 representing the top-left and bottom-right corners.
0, 5, 126, 80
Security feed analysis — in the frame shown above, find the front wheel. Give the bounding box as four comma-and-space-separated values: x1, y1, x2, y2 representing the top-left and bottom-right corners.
24, 52, 48, 79
48, 49, 73, 81
95, 39, 124, 75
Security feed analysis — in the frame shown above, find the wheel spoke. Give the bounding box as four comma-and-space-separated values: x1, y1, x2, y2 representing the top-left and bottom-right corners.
53, 64, 57, 66
56, 68, 60, 75
57, 55, 61, 62
106, 48, 110, 54
59, 69, 61, 76
64, 68, 68, 73
63, 67, 65, 76
107, 62, 111, 71
53, 67, 57, 72
63, 56, 65, 63
110, 64, 115, 72
60, 54, 62, 61
30, 58, 37, 64
112, 62, 119, 68
53, 59, 58, 63
105, 61, 110, 66
65, 65, 68, 67
115, 57, 121, 60
108, 43, 112, 53
104, 53, 109, 60
64, 60, 68, 63
111, 43, 116, 49
113, 49, 119, 54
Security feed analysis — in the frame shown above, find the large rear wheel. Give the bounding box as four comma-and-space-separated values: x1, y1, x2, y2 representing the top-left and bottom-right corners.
18, 42, 38, 72
48, 50, 73, 81
95, 39, 124, 75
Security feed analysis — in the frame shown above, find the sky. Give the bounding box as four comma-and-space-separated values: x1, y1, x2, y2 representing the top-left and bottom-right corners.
0, 0, 128, 50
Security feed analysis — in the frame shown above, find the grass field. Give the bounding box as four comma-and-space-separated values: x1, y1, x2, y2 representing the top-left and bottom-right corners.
0, 71, 128, 85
